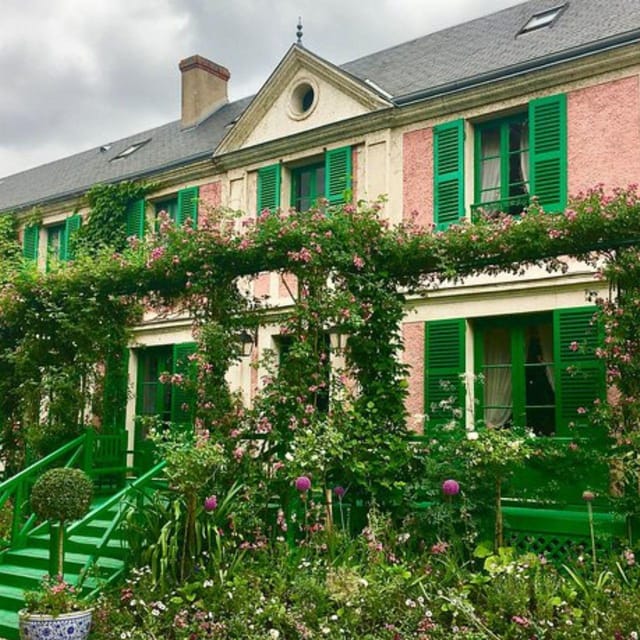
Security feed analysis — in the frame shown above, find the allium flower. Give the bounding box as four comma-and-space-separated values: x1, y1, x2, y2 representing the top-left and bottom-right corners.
295, 476, 311, 492
204, 495, 218, 511
333, 486, 346, 499
582, 490, 595, 502
442, 479, 460, 496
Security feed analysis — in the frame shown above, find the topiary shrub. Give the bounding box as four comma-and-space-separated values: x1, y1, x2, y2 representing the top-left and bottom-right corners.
31, 468, 93, 576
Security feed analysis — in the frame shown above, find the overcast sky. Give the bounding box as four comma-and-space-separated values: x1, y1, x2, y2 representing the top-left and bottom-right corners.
0, 0, 523, 179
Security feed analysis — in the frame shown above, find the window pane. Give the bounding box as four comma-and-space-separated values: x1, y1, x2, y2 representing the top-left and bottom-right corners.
524, 323, 555, 436
155, 198, 178, 223
483, 327, 512, 428
479, 128, 501, 204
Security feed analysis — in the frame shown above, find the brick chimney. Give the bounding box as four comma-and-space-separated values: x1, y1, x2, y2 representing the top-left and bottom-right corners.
179, 55, 230, 128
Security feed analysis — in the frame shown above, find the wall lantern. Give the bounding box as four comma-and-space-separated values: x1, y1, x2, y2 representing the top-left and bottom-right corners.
239, 329, 257, 357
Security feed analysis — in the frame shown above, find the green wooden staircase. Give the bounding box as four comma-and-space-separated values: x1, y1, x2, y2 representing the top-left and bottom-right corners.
0, 432, 165, 640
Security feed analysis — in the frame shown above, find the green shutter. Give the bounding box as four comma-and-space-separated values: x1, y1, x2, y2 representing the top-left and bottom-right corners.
171, 342, 198, 427
176, 186, 199, 227
424, 319, 466, 433
325, 146, 352, 205
61, 214, 82, 261
125, 199, 146, 239
529, 94, 567, 213
103, 350, 129, 432
434, 120, 465, 229
257, 164, 281, 213
22, 225, 39, 262
554, 307, 605, 436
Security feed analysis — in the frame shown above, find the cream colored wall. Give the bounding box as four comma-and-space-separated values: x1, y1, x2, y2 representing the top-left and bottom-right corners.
243, 69, 374, 149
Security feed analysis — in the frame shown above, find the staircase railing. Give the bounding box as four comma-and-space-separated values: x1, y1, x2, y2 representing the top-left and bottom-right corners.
0, 434, 86, 548
69, 461, 167, 594
0, 429, 130, 549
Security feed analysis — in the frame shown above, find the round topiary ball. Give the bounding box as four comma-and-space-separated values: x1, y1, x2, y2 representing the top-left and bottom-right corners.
31, 467, 93, 523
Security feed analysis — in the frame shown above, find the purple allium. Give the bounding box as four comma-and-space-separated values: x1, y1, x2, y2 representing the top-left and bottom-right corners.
204, 495, 218, 511
582, 490, 595, 502
295, 476, 311, 492
442, 479, 460, 496
333, 486, 346, 499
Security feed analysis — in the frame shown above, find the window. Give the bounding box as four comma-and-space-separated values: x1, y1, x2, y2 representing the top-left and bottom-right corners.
518, 5, 566, 35
291, 161, 325, 211
126, 187, 199, 239
46, 223, 65, 269
276, 334, 330, 413
474, 112, 530, 215
136, 346, 173, 423
424, 308, 604, 438
135, 343, 197, 426
155, 196, 179, 224
111, 139, 150, 161
476, 315, 555, 436
45, 215, 82, 269
433, 93, 567, 229
256, 146, 352, 214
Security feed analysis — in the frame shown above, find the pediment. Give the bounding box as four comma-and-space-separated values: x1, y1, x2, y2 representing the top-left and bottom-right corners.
216, 45, 392, 155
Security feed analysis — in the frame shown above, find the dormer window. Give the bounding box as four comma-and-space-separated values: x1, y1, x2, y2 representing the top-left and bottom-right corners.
111, 139, 151, 161
518, 4, 566, 35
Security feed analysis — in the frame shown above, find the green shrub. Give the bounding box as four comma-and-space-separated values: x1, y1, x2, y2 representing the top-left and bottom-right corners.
31, 467, 93, 523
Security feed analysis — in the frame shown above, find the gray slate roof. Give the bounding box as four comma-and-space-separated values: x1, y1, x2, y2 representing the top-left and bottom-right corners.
3, 0, 640, 213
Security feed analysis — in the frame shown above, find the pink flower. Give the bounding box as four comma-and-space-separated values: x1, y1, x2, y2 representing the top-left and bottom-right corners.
204, 495, 218, 511
353, 255, 365, 269
569, 341, 579, 352
442, 479, 460, 496
295, 476, 311, 492
333, 486, 346, 499
431, 541, 449, 554
582, 490, 595, 502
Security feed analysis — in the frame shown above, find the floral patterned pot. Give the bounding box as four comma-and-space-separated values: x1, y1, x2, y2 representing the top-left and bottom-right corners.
18, 608, 93, 640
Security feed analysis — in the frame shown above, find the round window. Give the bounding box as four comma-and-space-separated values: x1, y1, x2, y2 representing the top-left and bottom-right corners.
289, 81, 318, 120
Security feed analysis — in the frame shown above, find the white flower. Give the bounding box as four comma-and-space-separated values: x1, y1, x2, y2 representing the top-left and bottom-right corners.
268, 630, 280, 639
467, 431, 479, 440
203, 579, 214, 588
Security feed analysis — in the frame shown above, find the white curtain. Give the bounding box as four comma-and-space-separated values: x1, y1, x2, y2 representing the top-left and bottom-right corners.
484, 327, 512, 428
537, 323, 555, 390
481, 129, 501, 204
520, 121, 530, 192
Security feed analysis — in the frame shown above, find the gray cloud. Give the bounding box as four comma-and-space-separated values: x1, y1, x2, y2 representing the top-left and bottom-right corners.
0, 0, 522, 178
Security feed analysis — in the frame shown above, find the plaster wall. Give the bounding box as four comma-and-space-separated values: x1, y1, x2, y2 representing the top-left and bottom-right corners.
402, 128, 433, 227
243, 69, 372, 148
568, 75, 640, 196
198, 181, 222, 225
402, 322, 425, 433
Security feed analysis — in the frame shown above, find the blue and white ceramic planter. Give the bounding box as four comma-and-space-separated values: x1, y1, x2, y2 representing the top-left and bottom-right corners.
18, 608, 93, 640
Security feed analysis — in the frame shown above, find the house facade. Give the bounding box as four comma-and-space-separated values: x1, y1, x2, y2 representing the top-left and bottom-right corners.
3, 0, 640, 542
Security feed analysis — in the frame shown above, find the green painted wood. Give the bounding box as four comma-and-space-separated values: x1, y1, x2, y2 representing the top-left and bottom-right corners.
61, 214, 82, 261
325, 146, 352, 205
125, 198, 146, 239
170, 342, 198, 426
103, 349, 130, 432
553, 306, 605, 436
529, 93, 567, 213
257, 164, 281, 213
22, 225, 39, 262
176, 186, 199, 227
424, 318, 466, 432
434, 119, 465, 229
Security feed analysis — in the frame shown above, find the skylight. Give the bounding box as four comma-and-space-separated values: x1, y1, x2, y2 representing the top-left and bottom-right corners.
111, 139, 151, 161
519, 4, 566, 35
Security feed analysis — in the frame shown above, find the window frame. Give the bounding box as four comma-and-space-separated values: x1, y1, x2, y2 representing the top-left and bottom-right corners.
473, 111, 530, 216
474, 312, 557, 437
290, 160, 326, 212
